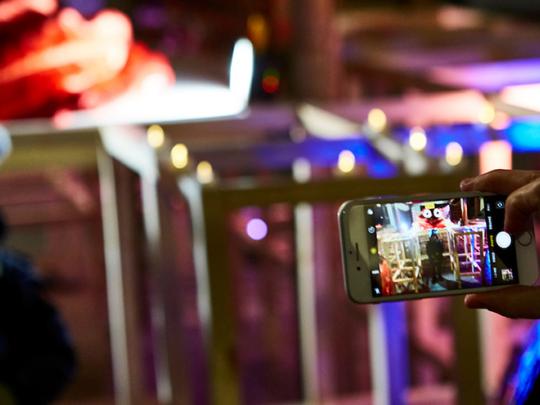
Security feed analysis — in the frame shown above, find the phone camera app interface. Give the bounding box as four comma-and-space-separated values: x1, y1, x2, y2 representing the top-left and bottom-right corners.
365, 197, 518, 297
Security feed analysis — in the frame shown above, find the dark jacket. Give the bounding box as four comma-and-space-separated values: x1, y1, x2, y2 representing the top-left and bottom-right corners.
0, 249, 75, 404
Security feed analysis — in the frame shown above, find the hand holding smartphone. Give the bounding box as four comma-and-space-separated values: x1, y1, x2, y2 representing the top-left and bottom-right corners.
339, 191, 538, 305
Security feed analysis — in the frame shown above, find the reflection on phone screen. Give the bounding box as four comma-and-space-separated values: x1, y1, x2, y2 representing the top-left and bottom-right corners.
365, 196, 518, 297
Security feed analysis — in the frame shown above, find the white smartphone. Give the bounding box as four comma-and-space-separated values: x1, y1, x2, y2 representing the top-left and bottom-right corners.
339, 192, 539, 304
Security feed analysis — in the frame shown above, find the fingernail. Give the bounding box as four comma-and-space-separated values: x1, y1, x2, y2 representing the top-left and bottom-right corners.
464, 294, 484, 309
460, 178, 473, 190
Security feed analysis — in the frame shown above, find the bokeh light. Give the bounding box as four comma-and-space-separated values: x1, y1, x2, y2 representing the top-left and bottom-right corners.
490, 112, 511, 130
445, 142, 463, 166
147, 124, 165, 148
247, 14, 269, 51
367, 108, 387, 132
246, 218, 268, 240
478, 103, 496, 125
196, 161, 214, 184
171, 143, 189, 169
409, 127, 427, 151
337, 150, 356, 173
262, 68, 280, 94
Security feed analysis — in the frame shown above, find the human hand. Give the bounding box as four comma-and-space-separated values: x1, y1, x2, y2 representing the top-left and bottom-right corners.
460, 169, 540, 318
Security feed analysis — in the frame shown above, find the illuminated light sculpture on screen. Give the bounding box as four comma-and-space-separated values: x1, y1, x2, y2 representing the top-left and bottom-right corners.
412, 202, 454, 231
376, 198, 489, 295
0, 0, 255, 128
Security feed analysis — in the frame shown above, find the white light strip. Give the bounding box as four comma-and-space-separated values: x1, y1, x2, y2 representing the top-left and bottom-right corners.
296, 104, 361, 139
229, 38, 255, 107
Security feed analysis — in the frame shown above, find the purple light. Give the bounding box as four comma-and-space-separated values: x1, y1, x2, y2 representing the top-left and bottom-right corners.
246, 218, 268, 241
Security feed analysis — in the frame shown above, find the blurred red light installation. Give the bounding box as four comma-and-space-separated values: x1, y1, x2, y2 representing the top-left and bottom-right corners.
0, 0, 57, 22
0, 0, 175, 121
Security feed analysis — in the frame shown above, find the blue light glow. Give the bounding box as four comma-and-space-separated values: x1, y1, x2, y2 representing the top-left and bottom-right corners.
394, 124, 492, 158
256, 119, 540, 178
483, 250, 492, 285
512, 322, 540, 404
256, 138, 397, 178
505, 119, 540, 151
369, 159, 397, 178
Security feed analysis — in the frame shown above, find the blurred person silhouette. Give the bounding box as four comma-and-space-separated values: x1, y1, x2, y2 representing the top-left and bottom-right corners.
0, 212, 76, 404
461, 169, 540, 318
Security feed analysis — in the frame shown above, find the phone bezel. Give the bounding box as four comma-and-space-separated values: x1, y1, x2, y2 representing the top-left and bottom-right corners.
339, 191, 539, 304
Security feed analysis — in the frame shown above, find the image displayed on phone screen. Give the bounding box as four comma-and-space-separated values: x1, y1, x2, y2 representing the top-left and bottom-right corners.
365, 196, 518, 297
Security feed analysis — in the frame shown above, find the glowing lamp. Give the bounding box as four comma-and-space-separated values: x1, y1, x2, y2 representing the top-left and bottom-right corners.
445, 142, 463, 166
147, 124, 165, 148
337, 150, 356, 173
246, 218, 268, 241
367, 108, 387, 132
171, 143, 188, 169
409, 127, 427, 151
196, 161, 214, 184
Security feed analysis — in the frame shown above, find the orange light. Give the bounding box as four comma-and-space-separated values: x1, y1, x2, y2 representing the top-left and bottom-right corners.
479, 141, 512, 174
247, 14, 269, 52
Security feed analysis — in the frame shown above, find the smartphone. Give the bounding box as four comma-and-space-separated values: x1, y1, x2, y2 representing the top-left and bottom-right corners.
339, 192, 538, 303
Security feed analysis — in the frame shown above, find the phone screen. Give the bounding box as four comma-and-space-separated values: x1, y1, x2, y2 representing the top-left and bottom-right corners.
365, 196, 518, 297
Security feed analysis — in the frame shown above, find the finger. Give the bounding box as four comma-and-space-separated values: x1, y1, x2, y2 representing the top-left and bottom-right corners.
460, 169, 540, 194
504, 177, 540, 234
465, 286, 540, 319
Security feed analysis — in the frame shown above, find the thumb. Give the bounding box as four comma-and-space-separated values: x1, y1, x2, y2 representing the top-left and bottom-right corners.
464, 286, 540, 319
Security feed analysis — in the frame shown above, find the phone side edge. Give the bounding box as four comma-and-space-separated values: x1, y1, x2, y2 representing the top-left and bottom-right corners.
338, 200, 375, 304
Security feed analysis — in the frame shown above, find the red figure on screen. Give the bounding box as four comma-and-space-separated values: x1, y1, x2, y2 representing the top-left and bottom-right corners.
414, 202, 454, 230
